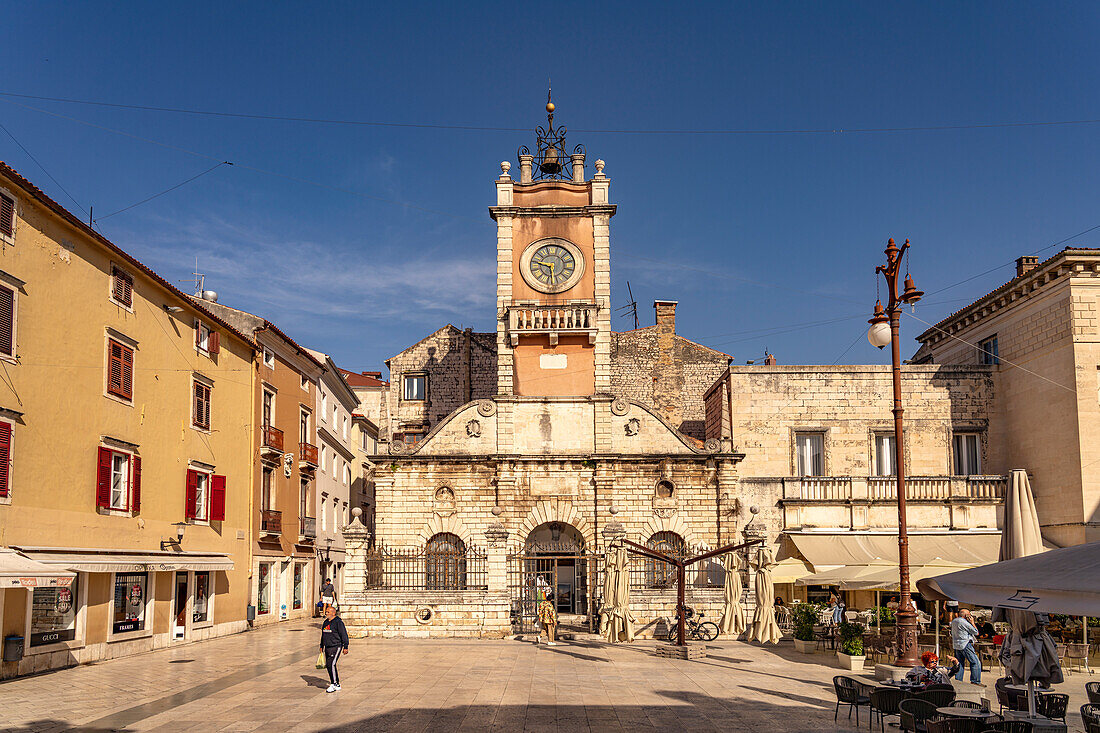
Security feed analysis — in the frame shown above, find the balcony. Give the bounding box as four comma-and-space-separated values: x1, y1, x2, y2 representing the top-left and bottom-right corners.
505, 301, 598, 346
778, 475, 1007, 502
260, 425, 284, 459
300, 516, 316, 540
260, 509, 281, 536
299, 441, 318, 470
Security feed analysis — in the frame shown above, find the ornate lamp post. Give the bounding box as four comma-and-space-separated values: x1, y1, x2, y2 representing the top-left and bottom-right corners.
867, 238, 924, 668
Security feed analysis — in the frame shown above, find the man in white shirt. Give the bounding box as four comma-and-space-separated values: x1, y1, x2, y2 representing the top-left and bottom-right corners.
950, 607, 982, 683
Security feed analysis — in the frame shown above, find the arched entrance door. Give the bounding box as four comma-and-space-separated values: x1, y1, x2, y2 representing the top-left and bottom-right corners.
509, 522, 595, 633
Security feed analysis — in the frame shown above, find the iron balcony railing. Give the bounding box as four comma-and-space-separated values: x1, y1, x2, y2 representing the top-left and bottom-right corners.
260, 509, 281, 535
299, 441, 318, 467
261, 425, 284, 452
364, 544, 488, 590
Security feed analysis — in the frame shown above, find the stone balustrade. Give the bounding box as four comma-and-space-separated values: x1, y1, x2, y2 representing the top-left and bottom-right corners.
779, 475, 1006, 502
506, 301, 598, 346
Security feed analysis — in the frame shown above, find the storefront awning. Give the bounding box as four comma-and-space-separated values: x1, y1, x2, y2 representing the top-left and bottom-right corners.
0, 548, 77, 588
15, 547, 234, 573
770, 557, 821, 584
784, 531, 1001, 570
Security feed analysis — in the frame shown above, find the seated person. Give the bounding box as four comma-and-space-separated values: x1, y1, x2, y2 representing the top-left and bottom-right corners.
978, 621, 996, 639
774, 597, 785, 607
905, 651, 960, 685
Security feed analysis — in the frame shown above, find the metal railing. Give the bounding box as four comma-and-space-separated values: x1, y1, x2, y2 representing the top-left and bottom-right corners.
364, 544, 488, 590
260, 509, 281, 535
624, 543, 725, 590
261, 425, 284, 452
299, 441, 318, 466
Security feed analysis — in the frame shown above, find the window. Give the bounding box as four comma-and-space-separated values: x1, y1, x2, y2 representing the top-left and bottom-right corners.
953, 433, 982, 475
193, 380, 212, 430
262, 348, 275, 368
300, 478, 309, 519
342, 416, 348, 440
193, 572, 211, 624
301, 373, 308, 390
186, 470, 226, 521
320, 445, 327, 473
195, 321, 220, 355
257, 563, 271, 615
300, 409, 310, 444
426, 533, 467, 590
795, 433, 825, 476
29, 579, 78, 647
262, 389, 274, 427
321, 493, 328, 531
113, 572, 148, 634
0, 421, 11, 499
111, 265, 133, 308
293, 564, 303, 610
344, 465, 351, 486
0, 191, 14, 238
401, 432, 424, 447
403, 374, 426, 401
875, 434, 896, 477
107, 338, 134, 400
97, 447, 140, 513
646, 531, 688, 588
342, 501, 348, 527
320, 391, 327, 419
0, 283, 16, 360
979, 335, 1000, 365
332, 404, 338, 426
261, 466, 274, 510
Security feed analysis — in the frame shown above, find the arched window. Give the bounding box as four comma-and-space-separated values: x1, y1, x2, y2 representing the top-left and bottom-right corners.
425, 532, 466, 589
646, 531, 688, 588
655, 479, 675, 499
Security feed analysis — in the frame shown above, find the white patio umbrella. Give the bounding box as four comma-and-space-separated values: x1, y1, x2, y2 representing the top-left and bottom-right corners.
718, 552, 747, 637
751, 547, 782, 645
997, 470, 1062, 716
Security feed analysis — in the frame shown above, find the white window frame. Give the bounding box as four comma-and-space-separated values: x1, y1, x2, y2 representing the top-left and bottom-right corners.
195, 320, 212, 354
262, 348, 275, 369
107, 571, 156, 642
262, 388, 276, 427
320, 391, 328, 420
256, 560, 274, 616
109, 449, 133, 511
320, 445, 327, 474
192, 469, 211, 523
301, 373, 309, 391
0, 271, 22, 364
321, 492, 328, 531
107, 262, 135, 312
300, 408, 311, 445
344, 464, 351, 486
874, 433, 896, 477
953, 433, 982, 475
104, 330, 138, 407
23, 573, 87, 656
794, 432, 825, 477
342, 416, 348, 440
192, 376, 213, 432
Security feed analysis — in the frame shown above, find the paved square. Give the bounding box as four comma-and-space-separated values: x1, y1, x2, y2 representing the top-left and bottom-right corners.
0, 619, 1090, 732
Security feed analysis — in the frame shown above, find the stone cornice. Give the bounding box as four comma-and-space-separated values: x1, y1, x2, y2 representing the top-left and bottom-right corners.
488, 204, 617, 220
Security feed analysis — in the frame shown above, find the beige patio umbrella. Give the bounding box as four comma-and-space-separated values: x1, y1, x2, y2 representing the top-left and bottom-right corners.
718, 552, 747, 637
599, 547, 617, 639
751, 546, 782, 644
602, 546, 635, 643
996, 469, 1062, 716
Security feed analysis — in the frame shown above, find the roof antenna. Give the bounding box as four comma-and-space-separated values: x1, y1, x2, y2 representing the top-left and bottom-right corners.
615, 280, 639, 329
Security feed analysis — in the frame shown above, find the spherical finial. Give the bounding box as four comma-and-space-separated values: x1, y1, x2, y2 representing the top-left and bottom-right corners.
491, 505, 503, 516
749, 505, 759, 515
352, 507, 363, 518
594, 159, 605, 173
608, 505, 618, 516
500, 161, 511, 174
546, 101, 555, 114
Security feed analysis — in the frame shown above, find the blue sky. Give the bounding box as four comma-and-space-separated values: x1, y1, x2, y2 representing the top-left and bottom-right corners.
3, 2, 1099, 373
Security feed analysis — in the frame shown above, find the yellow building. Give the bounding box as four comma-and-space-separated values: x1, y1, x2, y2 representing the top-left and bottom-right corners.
0, 161, 257, 678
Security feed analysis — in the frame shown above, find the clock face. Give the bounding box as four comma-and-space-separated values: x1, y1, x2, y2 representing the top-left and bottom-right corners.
529, 243, 576, 287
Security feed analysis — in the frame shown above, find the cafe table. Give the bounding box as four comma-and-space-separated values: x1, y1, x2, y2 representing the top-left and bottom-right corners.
935, 706, 997, 721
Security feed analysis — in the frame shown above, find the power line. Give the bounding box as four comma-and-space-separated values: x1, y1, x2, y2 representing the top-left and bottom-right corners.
0, 120, 87, 217
4, 90, 1100, 136
94, 161, 230, 222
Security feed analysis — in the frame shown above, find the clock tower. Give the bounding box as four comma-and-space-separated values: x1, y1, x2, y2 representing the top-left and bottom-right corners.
489, 96, 616, 397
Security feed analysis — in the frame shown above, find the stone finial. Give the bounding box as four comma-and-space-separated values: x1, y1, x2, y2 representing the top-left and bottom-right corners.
500, 161, 511, 178
594, 159, 606, 176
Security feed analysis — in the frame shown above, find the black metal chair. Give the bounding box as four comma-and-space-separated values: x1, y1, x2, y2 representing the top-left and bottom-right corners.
899, 698, 940, 733
869, 686, 906, 732
1087, 681, 1100, 705
1082, 704, 1100, 733
927, 719, 983, 733
977, 722, 1034, 732
949, 700, 980, 709
914, 686, 957, 707
834, 675, 871, 726
1035, 692, 1068, 724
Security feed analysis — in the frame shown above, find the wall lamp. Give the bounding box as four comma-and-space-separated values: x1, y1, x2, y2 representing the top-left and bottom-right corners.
161, 521, 188, 550
164, 305, 184, 313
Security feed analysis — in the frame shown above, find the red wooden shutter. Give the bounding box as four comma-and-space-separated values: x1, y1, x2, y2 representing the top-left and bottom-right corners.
0, 422, 10, 498
96, 447, 112, 508
131, 456, 141, 513
112, 267, 132, 307
208, 330, 220, 355
0, 286, 13, 358
108, 341, 122, 395
0, 194, 14, 237
185, 469, 198, 519
121, 344, 133, 399
210, 474, 226, 521
195, 321, 202, 348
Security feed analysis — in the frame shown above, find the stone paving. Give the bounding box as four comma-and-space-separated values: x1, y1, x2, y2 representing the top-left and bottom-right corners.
0, 619, 1092, 732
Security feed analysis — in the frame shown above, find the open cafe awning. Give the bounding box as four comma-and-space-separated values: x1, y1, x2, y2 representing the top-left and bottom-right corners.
840, 558, 972, 591
796, 558, 898, 589
770, 556, 821, 584
15, 547, 234, 573
918, 539, 1100, 618
0, 548, 76, 588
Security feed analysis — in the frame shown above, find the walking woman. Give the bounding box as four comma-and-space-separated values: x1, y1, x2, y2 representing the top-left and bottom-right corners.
319, 605, 349, 692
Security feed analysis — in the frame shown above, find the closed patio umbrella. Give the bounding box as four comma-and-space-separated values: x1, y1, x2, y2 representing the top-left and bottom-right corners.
602, 546, 635, 643
751, 547, 782, 645
996, 469, 1062, 716
599, 548, 616, 639
718, 552, 747, 637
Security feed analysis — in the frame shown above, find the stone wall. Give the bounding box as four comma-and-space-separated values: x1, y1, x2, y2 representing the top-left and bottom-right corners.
341, 591, 512, 638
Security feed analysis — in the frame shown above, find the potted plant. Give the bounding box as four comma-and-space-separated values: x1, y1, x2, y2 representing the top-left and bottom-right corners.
873, 605, 896, 627
836, 620, 867, 671
790, 603, 821, 653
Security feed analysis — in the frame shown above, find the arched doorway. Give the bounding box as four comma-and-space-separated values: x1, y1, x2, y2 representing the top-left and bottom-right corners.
510, 522, 594, 633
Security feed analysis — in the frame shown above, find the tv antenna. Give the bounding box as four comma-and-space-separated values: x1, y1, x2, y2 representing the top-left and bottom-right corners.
616, 281, 639, 330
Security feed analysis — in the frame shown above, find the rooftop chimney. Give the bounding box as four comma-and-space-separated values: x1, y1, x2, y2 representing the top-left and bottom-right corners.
654, 300, 677, 334
764, 352, 777, 366
1016, 256, 1039, 278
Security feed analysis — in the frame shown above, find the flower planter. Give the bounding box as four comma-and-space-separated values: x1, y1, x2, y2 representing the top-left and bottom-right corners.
837, 651, 866, 671
794, 639, 817, 654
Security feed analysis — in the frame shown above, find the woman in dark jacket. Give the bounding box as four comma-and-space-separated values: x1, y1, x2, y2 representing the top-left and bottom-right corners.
319, 605, 349, 692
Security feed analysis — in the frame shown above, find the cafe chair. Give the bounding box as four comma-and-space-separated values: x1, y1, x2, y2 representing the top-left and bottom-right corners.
927, 719, 984, 733
915, 686, 957, 707
899, 698, 939, 733
1035, 692, 1068, 724
949, 700, 980, 709
869, 686, 906, 732
1087, 681, 1100, 705
834, 675, 871, 726
1081, 704, 1100, 733
977, 722, 1034, 732
1066, 642, 1093, 674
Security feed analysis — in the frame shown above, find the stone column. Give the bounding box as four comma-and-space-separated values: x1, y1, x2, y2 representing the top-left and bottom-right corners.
518, 154, 534, 183
341, 508, 372, 608
571, 152, 585, 182
484, 520, 511, 593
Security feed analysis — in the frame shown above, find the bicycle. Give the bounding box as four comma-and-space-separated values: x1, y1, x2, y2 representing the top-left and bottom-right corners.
665, 606, 719, 642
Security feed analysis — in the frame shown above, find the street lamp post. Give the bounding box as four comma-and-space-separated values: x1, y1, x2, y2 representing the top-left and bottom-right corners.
867, 238, 924, 669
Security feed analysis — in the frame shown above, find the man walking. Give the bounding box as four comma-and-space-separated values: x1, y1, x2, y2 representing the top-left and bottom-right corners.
950, 606, 982, 684
319, 605, 349, 693
320, 577, 337, 614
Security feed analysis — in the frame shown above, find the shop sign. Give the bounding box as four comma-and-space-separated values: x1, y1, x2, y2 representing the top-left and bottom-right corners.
30, 628, 76, 646
113, 619, 141, 634
11, 576, 73, 588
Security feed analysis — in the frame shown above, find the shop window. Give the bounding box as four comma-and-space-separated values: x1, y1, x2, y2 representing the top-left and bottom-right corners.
257, 563, 271, 615
97, 446, 140, 513
110, 265, 133, 308
113, 572, 148, 634
29, 580, 78, 647
403, 374, 426, 401
293, 564, 303, 610
979, 335, 1000, 365
106, 338, 134, 400
193, 572, 211, 624
953, 433, 982, 475
874, 434, 896, 476
425, 533, 466, 590
795, 433, 825, 476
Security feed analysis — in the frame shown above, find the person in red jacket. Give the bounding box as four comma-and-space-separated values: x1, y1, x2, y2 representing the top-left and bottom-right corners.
319, 605, 349, 692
